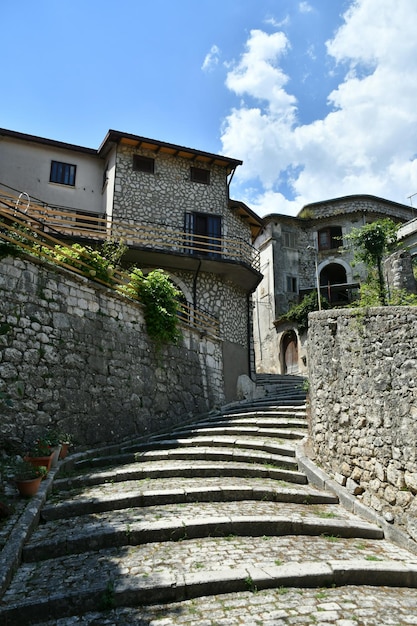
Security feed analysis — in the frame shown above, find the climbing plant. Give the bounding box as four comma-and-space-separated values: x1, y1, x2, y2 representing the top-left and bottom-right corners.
123, 268, 182, 346
46, 243, 117, 285
279, 290, 329, 333
345, 219, 399, 306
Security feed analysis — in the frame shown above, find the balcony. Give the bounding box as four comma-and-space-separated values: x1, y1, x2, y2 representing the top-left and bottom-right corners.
0, 199, 221, 339
299, 282, 360, 307
0, 185, 262, 292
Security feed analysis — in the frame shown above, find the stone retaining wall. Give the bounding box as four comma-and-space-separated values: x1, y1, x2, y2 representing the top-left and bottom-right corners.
0, 256, 224, 449
308, 307, 417, 542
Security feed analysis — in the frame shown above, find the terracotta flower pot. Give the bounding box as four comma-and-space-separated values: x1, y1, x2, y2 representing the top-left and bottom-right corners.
15, 476, 42, 497
59, 442, 70, 459
25, 454, 53, 472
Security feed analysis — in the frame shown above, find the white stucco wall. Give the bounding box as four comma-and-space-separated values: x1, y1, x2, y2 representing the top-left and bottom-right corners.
0, 136, 105, 214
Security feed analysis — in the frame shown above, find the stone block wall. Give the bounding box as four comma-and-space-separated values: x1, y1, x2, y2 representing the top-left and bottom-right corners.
114, 145, 250, 243
308, 307, 417, 542
305, 196, 414, 222
0, 256, 224, 450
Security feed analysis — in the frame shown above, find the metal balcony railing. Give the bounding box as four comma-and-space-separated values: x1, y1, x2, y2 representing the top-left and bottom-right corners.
299, 283, 360, 306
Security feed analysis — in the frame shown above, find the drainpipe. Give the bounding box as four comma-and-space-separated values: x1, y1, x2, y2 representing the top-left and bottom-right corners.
227, 167, 236, 191
247, 294, 255, 379
192, 259, 202, 309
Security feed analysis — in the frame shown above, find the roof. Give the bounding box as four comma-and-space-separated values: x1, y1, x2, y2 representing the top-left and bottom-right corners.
297, 194, 414, 218
99, 130, 242, 173
0, 127, 243, 174
229, 199, 263, 240
261, 194, 414, 224
0, 128, 96, 155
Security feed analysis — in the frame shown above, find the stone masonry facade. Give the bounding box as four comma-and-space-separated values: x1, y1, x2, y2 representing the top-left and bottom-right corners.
111, 143, 252, 349
303, 195, 414, 222
308, 307, 417, 543
0, 255, 224, 449
113, 145, 250, 242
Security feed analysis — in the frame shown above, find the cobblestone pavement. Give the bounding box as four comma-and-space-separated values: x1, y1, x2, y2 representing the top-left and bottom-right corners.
1, 399, 417, 625
5, 534, 417, 604
33, 585, 417, 625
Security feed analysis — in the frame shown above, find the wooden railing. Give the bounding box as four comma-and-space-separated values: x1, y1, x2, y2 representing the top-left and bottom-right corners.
0, 195, 220, 338
0, 185, 260, 271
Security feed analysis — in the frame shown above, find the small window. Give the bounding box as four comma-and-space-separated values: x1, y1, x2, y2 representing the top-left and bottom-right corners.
283, 231, 297, 248
102, 163, 109, 189
318, 226, 343, 251
50, 161, 76, 186
190, 167, 210, 184
286, 276, 298, 293
133, 155, 155, 174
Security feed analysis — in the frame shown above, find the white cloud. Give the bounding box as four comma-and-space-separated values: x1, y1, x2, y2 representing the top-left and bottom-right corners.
202, 45, 221, 72
221, 0, 417, 216
225, 30, 296, 118
264, 15, 290, 29
299, 1, 313, 13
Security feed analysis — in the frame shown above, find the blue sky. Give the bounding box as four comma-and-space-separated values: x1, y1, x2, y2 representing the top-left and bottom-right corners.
2, 0, 417, 216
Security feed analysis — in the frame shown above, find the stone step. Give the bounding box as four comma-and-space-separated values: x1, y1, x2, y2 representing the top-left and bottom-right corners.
6, 397, 417, 625
23, 499, 384, 562
210, 409, 308, 418
54, 460, 309, 492
222, 404, 307, 416
148, 426, 306, 442
3, 534, 415, 626
166, 416, 308, 430
121, 436, 299, 457
21, 585, 417, 626
42, 478, 339, 521
74, 447, 300, 473
228, 398, 307, 408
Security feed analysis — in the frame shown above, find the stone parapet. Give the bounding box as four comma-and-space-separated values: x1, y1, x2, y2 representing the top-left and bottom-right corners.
308, 307, 417, 544
0, 256, 224, 449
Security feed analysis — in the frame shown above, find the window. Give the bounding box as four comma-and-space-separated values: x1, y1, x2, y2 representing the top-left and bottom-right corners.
286, 276, 298, 293
184, 212, 221, 258
190, 167, 210, 185
283, 231, 297, 249
102, 163, 109, 189
318, 226, 343, 251
50, 161, 76, 186
133, 155, 155, 173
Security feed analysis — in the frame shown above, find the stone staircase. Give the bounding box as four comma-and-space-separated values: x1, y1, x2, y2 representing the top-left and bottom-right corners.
1, 377, 417, 624
254, 373, 308, 406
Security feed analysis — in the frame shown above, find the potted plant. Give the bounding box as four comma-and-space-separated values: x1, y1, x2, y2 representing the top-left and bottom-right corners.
25, 440, 54, 472
13, 460, 47, 497
42, 431, 62, 467
58, 432, 73, 459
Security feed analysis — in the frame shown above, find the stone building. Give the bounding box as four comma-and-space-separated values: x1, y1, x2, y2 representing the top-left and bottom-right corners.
253, 195, 415, 376
0, 128, 263, 401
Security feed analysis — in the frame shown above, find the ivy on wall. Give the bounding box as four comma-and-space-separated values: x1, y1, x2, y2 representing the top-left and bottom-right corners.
122, 268, 182, 346
0, 233, 182, 346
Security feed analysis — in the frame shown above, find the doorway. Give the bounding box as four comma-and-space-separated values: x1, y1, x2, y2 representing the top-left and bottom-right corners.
282, 330, 299, 374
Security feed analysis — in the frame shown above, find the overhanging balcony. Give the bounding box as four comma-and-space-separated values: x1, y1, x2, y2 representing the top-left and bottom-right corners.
0, 185, 262, 292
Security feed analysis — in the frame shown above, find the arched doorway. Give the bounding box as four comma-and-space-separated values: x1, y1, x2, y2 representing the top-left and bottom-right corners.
319, 263, 348, 305
282, 330, 299, 374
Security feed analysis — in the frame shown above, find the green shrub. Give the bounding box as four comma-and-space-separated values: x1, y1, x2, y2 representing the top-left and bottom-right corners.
47, 243, 116, 285
280, 290, 328, 333
123, 268, 182, 346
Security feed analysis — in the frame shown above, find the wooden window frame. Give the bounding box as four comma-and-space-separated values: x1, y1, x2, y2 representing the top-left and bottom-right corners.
133, 155, 155, 174
190, 167, 210, 185
318, 226, 343, 251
